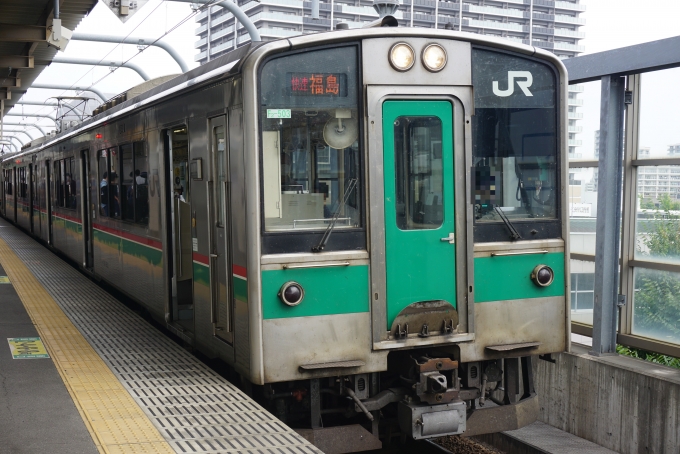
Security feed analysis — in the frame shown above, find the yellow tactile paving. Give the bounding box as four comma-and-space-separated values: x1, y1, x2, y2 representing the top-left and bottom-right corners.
0, 238, 175, 454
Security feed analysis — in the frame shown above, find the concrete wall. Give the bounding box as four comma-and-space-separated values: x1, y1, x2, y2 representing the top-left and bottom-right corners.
534, 344, 680, 453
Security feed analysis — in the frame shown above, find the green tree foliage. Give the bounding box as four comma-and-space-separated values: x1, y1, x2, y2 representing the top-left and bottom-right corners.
634, 198, 680, 345
616, 345, 680, 369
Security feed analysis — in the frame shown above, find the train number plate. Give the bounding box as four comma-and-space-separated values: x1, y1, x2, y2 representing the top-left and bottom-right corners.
267, 109, 291, 119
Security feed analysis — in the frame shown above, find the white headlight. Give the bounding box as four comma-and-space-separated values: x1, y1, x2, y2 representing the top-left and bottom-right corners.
389, 43, 415, 72
422, 44, 447, 72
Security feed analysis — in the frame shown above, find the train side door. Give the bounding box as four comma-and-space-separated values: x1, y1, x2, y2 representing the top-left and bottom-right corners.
45, 160, 53, 244
208, 116, 233, 343
382, 100, 457, 332
29, 163, 35, 233
165, 126, 195, 334
80, 149, 94, 268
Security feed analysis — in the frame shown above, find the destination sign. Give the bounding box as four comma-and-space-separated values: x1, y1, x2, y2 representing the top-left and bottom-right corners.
289, 73, 347, 97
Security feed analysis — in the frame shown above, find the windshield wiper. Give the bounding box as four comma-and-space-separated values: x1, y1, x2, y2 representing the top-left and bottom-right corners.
494, 206, 522, 241
312, 178, 358, 253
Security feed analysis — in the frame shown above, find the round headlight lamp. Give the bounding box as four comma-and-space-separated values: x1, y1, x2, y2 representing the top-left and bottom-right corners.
279, 281, 305, 306
422, 44, 447, 72
389, 43, 415, 72
531, 265, 555, 287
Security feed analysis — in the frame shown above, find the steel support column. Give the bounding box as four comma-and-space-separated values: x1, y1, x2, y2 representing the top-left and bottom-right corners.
591, 75, 626, 356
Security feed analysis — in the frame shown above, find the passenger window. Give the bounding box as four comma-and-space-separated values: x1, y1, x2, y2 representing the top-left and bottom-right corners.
98, 150, 108, 216
54, 161, 63, 207
108, 147, 120, 218
19, 167, 27, 199
134, 142, 149, 225
64, 157, 77, 210
121, 144, 134, 221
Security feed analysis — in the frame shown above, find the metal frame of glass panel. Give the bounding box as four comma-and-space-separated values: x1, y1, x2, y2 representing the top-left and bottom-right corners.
565, 37, 680, 358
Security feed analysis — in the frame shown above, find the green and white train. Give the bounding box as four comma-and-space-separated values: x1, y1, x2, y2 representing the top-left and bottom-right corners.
1, 22, 569, 450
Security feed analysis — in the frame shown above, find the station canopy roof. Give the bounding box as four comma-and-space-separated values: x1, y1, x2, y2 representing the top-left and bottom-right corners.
1, 0, 98, 117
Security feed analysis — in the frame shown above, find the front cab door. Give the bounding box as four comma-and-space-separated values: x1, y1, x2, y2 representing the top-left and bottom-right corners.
383, 100, 457, 337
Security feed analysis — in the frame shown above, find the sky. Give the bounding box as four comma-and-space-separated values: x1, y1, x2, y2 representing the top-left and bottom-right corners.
574, 0, 680, 159
3, 0, 680, 152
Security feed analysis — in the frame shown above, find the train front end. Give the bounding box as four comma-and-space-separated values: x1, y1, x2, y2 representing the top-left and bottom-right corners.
245, 28, 569, 442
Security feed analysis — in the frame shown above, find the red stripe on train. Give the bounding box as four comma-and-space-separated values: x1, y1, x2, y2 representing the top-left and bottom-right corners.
92, 222, 163, 250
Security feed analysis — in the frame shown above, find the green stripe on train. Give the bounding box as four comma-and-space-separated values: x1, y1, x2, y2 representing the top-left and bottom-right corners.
192, 262, 247, 303
233, 277, 248, 303
193, 262, 210, 287
261, 265, 369, 319
93, 228, 162, 266
474, 252, 565, 303
52, 215, 82, 235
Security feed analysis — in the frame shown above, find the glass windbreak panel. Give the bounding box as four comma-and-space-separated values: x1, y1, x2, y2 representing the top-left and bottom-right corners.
121, 144, 134, 221
633, 267, 680, 345
568, 80, 600, 161
569, 167, 598, 255
570, 259, 595, 326
394, 116, 444, 230
214, 126, 226, 227
472, 49, 558, 224
260, 46, 361, 232
639, 67, 680, 159
635, 165, 680, 265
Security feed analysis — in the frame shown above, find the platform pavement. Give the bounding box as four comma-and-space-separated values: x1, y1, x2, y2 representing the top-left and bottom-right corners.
0, 260, 98, 454
0, 217, 321, 453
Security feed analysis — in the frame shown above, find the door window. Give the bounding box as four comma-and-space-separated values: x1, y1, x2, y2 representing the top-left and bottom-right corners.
214, 126, 226, 227
393, 116, 444, 230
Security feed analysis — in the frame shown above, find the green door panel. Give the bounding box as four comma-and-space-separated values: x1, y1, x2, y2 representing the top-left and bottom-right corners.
261, 265, 369, 319
383, 101, 456, 329
474, 252, 565, 302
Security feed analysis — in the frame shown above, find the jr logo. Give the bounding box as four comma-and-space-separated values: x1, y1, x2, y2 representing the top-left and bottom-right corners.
492, 71, 534, 97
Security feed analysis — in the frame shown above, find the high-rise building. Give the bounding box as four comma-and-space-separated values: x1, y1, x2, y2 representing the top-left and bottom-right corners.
194, 0, 586, 64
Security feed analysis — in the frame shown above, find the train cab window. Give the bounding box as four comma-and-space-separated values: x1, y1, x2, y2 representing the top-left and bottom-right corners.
259, 46, 362, 235
471, 48, 560, 241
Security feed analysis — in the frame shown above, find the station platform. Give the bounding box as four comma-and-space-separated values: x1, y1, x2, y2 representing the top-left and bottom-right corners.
0, 218, 321, 454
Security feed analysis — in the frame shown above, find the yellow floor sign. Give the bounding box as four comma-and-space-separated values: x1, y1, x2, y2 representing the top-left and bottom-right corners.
8, 337, 50, 359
